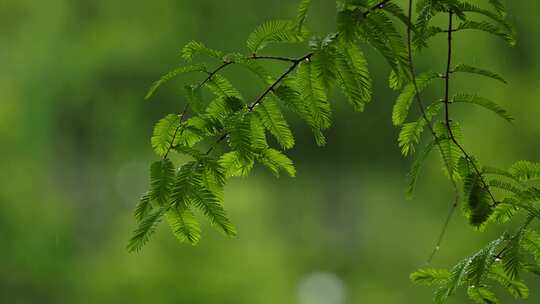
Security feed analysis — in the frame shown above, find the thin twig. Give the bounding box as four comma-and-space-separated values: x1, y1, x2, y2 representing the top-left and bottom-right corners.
406, 0, 460, 265
249, 55, 297, 63
441, 11, 498, 206
205, 53, 313, 155
162, 105, 190, 159
203, 0, 392, 155
197, 61, 234, 89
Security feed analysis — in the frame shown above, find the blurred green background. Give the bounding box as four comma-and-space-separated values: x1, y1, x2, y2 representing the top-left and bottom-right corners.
1, 0, 539, 303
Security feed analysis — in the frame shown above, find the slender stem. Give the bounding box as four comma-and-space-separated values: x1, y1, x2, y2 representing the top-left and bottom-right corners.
248, 53, 312, 111
169, 0, 391, 157
205, 53, 313, 155
249, 55, 297, 63
204, 0, 392, 155
441, 11, 498, 206
162, 105, 189, 159
406, 0, 460, 265
443, 11, 453, 130
427, 198, 458, 263
197, 61, 234, 89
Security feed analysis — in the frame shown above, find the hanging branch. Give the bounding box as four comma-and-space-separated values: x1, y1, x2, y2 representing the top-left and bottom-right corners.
134, 1, 540, 302
405, 0, 460, 265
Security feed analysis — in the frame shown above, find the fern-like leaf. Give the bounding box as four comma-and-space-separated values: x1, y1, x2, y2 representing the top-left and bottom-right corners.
509, 161, 540, 182
334, 41, 372, 111
452, 93, 513, 122
257, 148, 296, 177
488, 0, 505, 16
457, 21, 516, 46
219, 151, 254, 177
134, 192, 152, 222
399, 102, 442, 156
463, 172, 493, 227
392, 72, 438, 126
489, 265, 529, 299
466, 238, 503, 284
467, 286, 499, 304
151, 114, 182, 157
205, 74, 243, 99
359, 10, 410, 83
181, 41, 223, 62
127, 207, 166, 252
435, 258, 471, 302
227, 113, 256, 160
166, 206, 201, 245
453, 64, 506, 84
295, 0, 312, 33
246, 20, 306, 53
521, 230, 540, 263
145, 64, 206, 99
502, 231, 524, 280
297, 60, 332, 146
434, 121, 463, 180
149, 159, 175, 206
254, 97, 295, 149
410, 268, 450, 286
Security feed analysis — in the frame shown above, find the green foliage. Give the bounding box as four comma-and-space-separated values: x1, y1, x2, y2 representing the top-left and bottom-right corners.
149, 159, 175, 206
392, 72, 438, 126
509, 161, 540, 182
457, 20, 516, 46
134, 1, 540, 303
246, 20, 307, 53
254, 98, 295, 149
134, 192, 152, 222
181, 41, 224, 62
145, 64, 206, 99
452, 64, 506, 84
294, 0, 312, 33
219, 151, 254, 177
410, 268, 450, 286
334, 41, 372, 111
434, 257, 471, 302
151, 114, 182, 157
206, 74, 243, 99
398, 102, 441, 156
463, 172, 493, 227
467, 286, 499, 304
452, 93, 513, 122
166, 206, 201, 245
489, 266, 529, 299
433, 121, 463, 180
258, 148, 296, 178
128, 207, 166, 252
296, 59, 332, 146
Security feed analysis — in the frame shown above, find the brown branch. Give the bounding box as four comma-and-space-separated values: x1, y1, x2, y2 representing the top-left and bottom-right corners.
197, 61, 234, 89
406, 0, 460, 265
442, 11, 498, 206
205, 53, 313, 155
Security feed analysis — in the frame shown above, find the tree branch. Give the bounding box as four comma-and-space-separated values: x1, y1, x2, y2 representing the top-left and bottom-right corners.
442, 10, 498, 206
205, 53, 313, 155
406, 0, 460, 265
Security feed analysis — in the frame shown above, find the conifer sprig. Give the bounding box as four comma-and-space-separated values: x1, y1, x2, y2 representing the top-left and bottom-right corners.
132, 1, 540, 302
